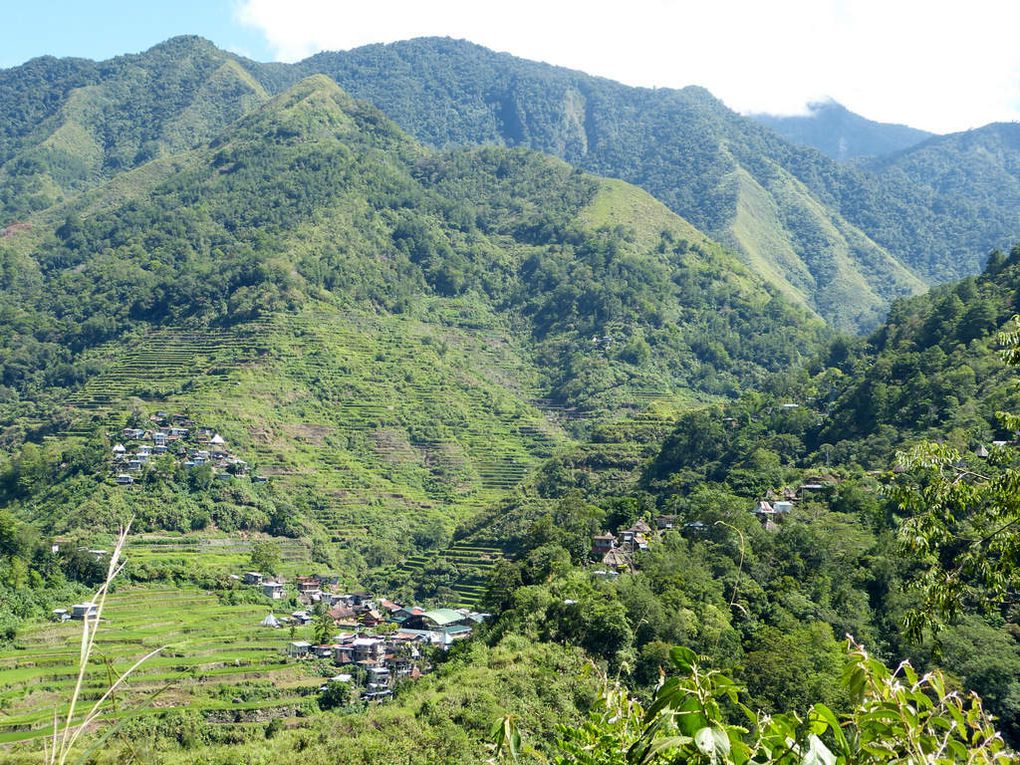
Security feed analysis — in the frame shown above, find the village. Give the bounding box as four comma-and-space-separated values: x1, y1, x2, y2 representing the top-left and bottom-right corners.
238, 571, 488, 702
108, 411, 266, 485
590, 474, 841, 571
57, 568, 489, 705
68, 462, 843, 705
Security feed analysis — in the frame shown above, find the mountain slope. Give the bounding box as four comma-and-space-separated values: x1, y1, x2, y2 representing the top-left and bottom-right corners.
0, 76, 826, 550
298, 38, 930, 330
861, 123, 1020, 280
751, 100, 933, 160
817, 243, 1020, 449
0, 37, 291, 219
4, 37, 1019, 332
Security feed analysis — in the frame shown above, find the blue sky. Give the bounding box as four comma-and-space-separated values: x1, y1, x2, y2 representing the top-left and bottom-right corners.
2, 1, 273, 67
5, 1, 1020, 133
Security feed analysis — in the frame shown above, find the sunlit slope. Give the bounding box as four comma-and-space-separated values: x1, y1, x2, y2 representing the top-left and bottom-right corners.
0, 77, 825, 546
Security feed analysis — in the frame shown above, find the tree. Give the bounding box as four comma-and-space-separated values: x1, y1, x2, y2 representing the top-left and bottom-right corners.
188, 463, 213, 492
249, 540, 281, 576
313, 609, 335, 646
496, 642, 1012, 764
893, 316, 1020, 640
483, 559, 523, 612
318, 680, 352, 710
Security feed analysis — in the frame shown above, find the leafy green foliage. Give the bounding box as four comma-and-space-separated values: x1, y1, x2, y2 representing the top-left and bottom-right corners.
249, 541, 281, 577
889, 315, 1020, 641
0, 508, 90, 641
317, 679, 352, 710
508, 642, 1012, 764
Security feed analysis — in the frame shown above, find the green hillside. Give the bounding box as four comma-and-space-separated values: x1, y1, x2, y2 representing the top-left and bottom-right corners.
0, 75, 824, 554
295, 38, 1020, 326
818, 243, 1020, 449
299, 38, 929, 329
0, 37, 291, 220
863, 123, 1020, 279
646, 243, 1020, 492
5, 37, 1020, 331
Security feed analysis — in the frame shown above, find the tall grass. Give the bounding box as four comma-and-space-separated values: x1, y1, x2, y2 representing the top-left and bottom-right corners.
44, 522, 165, 765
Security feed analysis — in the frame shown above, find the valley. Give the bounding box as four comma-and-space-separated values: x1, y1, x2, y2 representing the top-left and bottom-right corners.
0, 32, 1016, 765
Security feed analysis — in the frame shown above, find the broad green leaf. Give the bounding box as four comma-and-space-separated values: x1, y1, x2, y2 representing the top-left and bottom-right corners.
694, 726, 717, 759
670, 646, 697, 673
802, 734, 836, 765
809, 704, 847, 752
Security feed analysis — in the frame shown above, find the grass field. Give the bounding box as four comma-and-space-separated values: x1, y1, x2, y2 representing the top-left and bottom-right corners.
0, 586, 322, 748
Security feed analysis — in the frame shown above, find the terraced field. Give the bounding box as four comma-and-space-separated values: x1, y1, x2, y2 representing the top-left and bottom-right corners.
56, 326, 268, 439
0, 588, 320, 747
36, 300, 684, 605
395, 540, 507, 608
148, 302, 571, 544
124, 534, 314, 579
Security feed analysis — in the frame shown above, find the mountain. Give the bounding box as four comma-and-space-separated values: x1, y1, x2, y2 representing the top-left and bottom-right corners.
0, 37, 294, 219
817, 242, 1020, 450
0, 75, 826, 552
3, 37, 1019, 332
645, 243, 1020, 498
0, 44, 1017, 761
296, 38, 928, 330
750, 100, 933, 160
293, 38, 1020, 326
859, 123, 1020, 280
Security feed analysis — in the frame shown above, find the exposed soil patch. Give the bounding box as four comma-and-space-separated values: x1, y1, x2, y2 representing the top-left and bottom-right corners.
0, 222, 31, 237
284, 423, 334, 445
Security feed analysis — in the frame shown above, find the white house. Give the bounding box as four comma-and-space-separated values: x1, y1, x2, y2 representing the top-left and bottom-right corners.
262, 582, 285, 599
71, 603, 98, 620
288, 641, 311, 658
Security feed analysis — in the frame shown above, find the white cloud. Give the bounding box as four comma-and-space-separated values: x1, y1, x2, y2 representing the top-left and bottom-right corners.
236, 0, 1020, 133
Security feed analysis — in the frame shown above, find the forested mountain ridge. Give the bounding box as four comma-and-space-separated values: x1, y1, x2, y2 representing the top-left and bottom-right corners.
298, 38, 928, 330
296, 38, 1020, 324
5, 36, 1020, 332
750, 100, 933, 160
0, 74, 825, 546
817, 243, 1020, 450
860, 122, 1020, 279
0, 37, 296, 219
647, 243, 1020, 489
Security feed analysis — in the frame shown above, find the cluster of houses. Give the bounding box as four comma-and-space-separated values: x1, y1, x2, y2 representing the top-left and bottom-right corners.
111, 412, 263, 485
591, 519, 655, 572
749, 476, 837, 530
241, 572, 487, 701
52, 602, 99, 622
589, 475, 844, 566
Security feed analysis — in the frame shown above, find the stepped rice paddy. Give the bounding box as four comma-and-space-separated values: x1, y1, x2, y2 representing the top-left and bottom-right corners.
0, 587, 321, 747
395, 541, 505, 608
57, 299, 573, 546
31, 294, 687, 635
